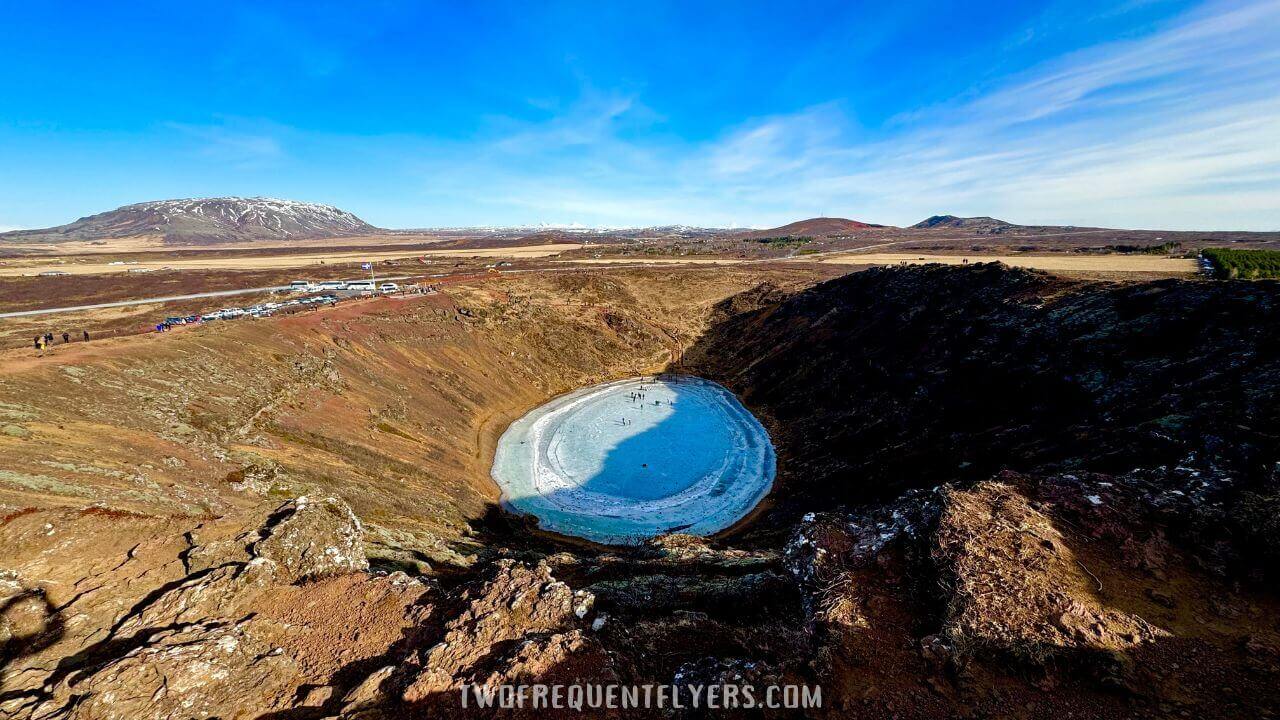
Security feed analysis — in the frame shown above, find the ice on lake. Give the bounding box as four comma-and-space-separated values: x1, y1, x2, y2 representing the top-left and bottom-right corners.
491, 375, 776, 545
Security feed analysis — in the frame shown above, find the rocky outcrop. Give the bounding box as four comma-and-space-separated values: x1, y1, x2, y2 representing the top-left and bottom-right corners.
0, 572, 48, 655
188, 495, 368, 581
3, 265, 1280, 718
775, 477, 1280, 715
688, 265, 1280, 518
0, 496, 428, 720
785, 488, 940, 586
54, 620, 306, 720
932, 482, 1166, 668
587, 571, 793, 617
401, 560, 609, 703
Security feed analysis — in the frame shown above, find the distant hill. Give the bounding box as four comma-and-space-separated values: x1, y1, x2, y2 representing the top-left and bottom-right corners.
0, 197, 378, 245
912, 215, 1018, 232
744, 217, 885, 239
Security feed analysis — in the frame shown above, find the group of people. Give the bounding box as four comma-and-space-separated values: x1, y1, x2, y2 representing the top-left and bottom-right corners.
627, 387, 670, 406
616, 384, 674, 425
33, 330, 89, 354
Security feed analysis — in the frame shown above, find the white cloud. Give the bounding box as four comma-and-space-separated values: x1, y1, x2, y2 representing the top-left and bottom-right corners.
7, 2, 1277, 231
404, 0, 1280, 229
481, 1, 1280, 225
678, 0, 1280, 229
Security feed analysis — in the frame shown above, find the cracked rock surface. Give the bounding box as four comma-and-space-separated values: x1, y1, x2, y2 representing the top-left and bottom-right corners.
0, 497, 426, 720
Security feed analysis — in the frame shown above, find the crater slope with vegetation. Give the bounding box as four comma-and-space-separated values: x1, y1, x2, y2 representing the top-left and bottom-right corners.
2, 263, 1278, 719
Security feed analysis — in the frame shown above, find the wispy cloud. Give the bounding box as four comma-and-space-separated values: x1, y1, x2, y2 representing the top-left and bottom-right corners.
166, 120, 287, 170
408, 0, 1280, 229
950, 0, 1280, 126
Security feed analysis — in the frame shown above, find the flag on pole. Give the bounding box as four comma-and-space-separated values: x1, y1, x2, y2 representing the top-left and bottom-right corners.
361, 262, 372, 270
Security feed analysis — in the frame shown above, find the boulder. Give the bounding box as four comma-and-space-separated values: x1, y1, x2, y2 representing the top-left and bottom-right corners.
402, 560, 606, 702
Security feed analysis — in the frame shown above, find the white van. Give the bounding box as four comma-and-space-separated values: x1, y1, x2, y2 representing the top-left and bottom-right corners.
288, 280, 312, 292
379, 282, 400, 293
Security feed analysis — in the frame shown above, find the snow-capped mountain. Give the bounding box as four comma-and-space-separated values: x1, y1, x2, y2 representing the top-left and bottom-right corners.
3, 197, 378, 245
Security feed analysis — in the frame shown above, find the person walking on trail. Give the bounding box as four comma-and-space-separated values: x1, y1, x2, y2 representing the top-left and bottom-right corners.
83, 330, 89, 342
62, 332, 70, 344
33, 336, 40, 352
45, 332, 54, 346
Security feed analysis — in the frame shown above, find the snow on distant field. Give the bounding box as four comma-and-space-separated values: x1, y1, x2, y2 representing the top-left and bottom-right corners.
491, 375, 775, 544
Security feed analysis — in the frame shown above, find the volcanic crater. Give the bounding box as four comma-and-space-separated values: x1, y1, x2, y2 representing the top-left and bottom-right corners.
2, 264, 1279, 719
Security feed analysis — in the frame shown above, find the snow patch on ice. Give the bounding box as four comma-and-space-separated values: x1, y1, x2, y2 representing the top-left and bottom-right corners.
491, 376, 775, 545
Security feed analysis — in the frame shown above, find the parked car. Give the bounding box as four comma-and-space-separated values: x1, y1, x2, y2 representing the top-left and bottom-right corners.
288, 280, 313, 292
379, 282, 400, 293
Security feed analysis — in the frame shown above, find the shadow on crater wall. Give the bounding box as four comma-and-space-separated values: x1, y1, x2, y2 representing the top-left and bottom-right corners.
675, 264, 1280, 542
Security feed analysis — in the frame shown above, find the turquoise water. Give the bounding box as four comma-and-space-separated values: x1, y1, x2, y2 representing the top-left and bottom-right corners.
491, 375, 775, 545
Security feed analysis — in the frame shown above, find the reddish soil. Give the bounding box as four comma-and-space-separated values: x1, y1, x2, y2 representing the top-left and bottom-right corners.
1, 264, 1278, 719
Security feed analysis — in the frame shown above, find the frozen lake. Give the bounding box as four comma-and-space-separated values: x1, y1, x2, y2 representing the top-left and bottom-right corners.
491, 375, 776, 544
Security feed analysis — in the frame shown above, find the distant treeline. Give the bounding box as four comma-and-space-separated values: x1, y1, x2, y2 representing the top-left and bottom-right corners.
755, 235, 814, 248
1104, 241, 1183, 255
1202, 248, 1280, 279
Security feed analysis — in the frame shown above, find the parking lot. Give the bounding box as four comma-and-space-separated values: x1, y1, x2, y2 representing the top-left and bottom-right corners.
4, 276, 443, 351
157, 279, 435, 329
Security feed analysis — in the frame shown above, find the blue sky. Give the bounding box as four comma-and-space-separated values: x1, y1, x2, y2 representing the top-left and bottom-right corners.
1, 0, 1277, 230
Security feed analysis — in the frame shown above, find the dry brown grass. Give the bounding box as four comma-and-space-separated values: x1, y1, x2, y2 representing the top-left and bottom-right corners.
933, 482, 1165, 665
0, 266, 828, 557
811, 252, 1199, 274
0, 243, 582, 276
